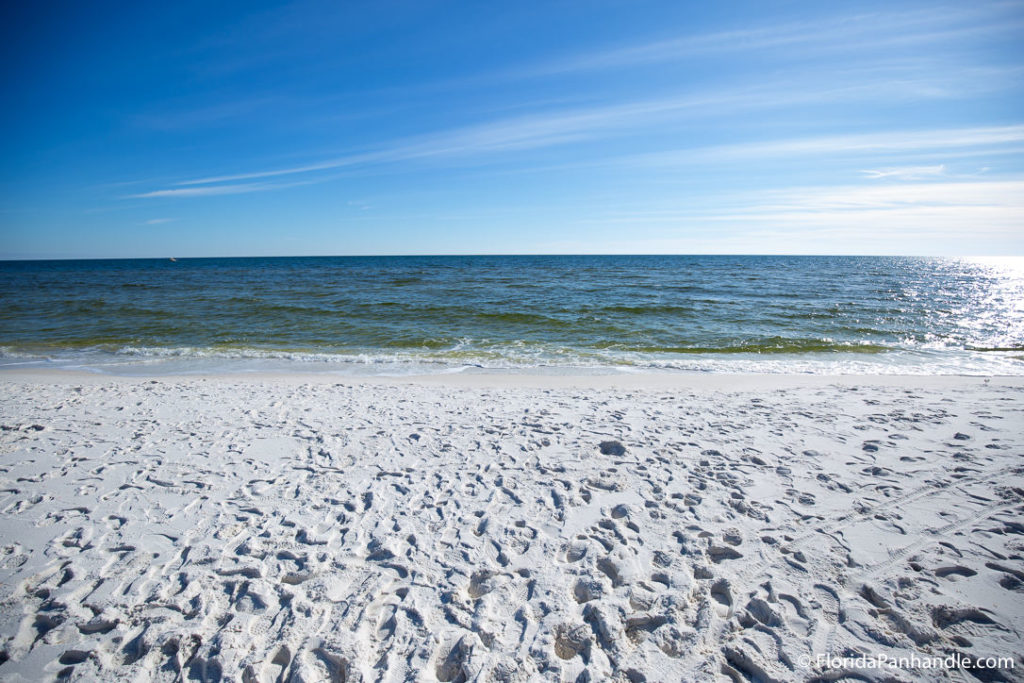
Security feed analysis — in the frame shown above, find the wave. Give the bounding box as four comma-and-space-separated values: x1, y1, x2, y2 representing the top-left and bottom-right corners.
592, 339, 890, 355
1, 341, 1022, 376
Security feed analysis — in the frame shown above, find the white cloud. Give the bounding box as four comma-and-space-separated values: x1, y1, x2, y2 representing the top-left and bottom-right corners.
630, 126, 1024, 166
127, 180, 313, 198
507, 5, 1024, 78
691, 180, 1024, 248
860, 165, 946, 180
131, 91, 766, 194
133, 85, 1023, 199
552, 179, 1024, 254
733, 180, 1024, 213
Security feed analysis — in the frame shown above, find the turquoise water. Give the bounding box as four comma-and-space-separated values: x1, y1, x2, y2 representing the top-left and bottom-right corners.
0, 255, 1022, 375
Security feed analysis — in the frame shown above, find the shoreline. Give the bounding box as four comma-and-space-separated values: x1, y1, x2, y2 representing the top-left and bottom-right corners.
3, 366, 1023, 391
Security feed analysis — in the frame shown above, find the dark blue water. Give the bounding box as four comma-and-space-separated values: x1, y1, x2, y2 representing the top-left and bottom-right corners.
0, 255, 1021, 375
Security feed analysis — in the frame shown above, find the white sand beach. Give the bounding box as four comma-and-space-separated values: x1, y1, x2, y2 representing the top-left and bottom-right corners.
0, 371, 1022, 682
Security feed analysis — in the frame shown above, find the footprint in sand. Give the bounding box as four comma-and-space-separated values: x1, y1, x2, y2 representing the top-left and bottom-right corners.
709, 579, 732, 617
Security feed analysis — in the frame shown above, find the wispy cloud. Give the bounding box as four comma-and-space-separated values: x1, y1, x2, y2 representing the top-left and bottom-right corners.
720, 125, 1024, 158
127, 180, 314, 198
550, 178, 1024, 254
132, 83, 1021, 199
727, 179, 1024, 214
125, 1, 1024, 203
142, 217, 177, 224
567, 179, 1024, 226
132, 89, 772, 194
860, 165, 946, 180
682, 180, 1024, 243
626, 125, 1024, 167
500, 4, 1024, 79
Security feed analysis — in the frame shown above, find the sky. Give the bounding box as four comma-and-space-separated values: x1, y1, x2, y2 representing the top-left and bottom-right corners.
1, 0, 1022, 258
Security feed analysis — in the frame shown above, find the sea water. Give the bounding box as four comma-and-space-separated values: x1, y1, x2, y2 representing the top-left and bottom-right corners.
1, 255, 1021, 375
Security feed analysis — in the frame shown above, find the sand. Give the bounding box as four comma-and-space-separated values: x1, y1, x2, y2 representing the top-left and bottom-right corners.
0, 371, 1022, 682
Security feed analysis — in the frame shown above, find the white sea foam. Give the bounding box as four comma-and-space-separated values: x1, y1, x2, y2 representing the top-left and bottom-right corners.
1, 343, 1021, 376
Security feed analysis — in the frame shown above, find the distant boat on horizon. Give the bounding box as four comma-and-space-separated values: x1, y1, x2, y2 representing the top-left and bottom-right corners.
169, 257, 177, 262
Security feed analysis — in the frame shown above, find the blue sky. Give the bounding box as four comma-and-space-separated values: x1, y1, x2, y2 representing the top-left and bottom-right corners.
1, 0, 1022, 258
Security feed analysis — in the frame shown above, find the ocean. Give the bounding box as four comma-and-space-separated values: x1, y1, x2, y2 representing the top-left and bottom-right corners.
0, 255, 1021, 375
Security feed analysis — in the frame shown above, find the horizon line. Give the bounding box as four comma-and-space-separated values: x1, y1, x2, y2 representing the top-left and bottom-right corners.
2, 253, 1020, 263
